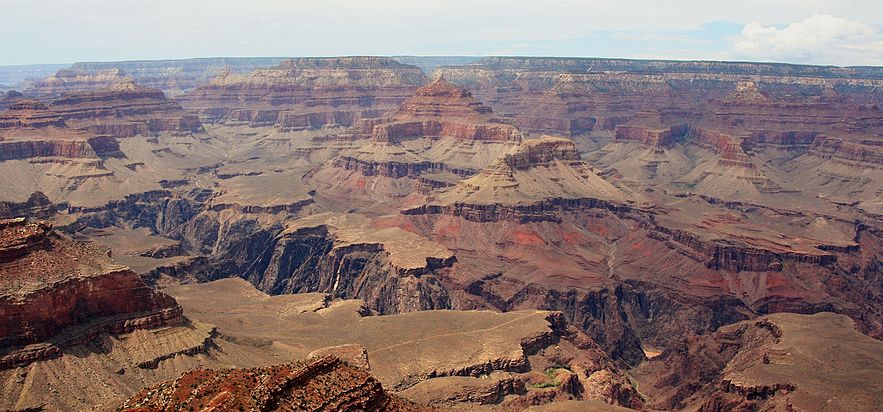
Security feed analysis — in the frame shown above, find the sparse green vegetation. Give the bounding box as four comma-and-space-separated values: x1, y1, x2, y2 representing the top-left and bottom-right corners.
531, 367, 563, 389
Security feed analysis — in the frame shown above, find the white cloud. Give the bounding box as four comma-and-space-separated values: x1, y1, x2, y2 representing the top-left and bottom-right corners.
728, 13, 883, 65
1, 1, 882, 65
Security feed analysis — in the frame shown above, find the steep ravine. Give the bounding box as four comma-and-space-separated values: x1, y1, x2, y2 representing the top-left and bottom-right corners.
60, 189, 883, 367
69, 193, 454, 315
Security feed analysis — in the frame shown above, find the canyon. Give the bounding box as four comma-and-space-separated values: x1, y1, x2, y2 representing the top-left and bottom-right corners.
0, 56, 880, 411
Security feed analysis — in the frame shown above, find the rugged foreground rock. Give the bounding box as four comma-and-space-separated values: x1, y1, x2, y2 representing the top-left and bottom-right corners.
122, 356, 427, 411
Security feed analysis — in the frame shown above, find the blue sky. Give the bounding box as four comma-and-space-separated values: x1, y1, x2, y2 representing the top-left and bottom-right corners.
0, 0, 881, 66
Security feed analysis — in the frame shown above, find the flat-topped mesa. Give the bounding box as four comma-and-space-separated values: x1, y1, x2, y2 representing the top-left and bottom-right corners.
48, 79, 204, 137
371, 77, 522, 142
502, 135, 583, 169
182, 57, 427, 128
25, 68, 130, 99
122, 356, 427, 411
403, 136, 631, 222
0, 218, 183, 368
614, 110, 690, 147
67, 57, 290, 95
0, 100, 66, 129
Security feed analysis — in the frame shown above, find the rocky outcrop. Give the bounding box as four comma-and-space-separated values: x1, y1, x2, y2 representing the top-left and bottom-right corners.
0, 192, 56, 219
332, 155, 473, 179
310, 78, 523, 207
0, 218, 183, 368
400, 375, 527, 407
688, 126, 756, 168
723, 80, 773, 103
809, 135, 883, 166
614, 110, 689, 147
369, 77, 521, 142
405, 136, 631, 222
277, 108, 386, 132
122, 356, 428, 411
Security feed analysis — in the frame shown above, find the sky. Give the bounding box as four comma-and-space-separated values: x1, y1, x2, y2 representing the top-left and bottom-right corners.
0, 0, 881, 66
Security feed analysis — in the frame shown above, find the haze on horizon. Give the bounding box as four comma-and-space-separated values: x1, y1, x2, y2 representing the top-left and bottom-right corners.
0, 0, 882, 67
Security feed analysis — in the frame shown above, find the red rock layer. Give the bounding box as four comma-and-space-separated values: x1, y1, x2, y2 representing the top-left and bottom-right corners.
809, 136, 883, 166
649, 224, 835, 272
0, 218, 183, 368
49, 79, 204, 137
121, 356, 428, 411
0, 99, 122, 160
0, 100, 66, 129
613, 110, 690, 147
0, 136, 119, 160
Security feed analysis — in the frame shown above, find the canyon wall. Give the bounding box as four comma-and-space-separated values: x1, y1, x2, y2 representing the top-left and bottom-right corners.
0, 218, 183, 368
